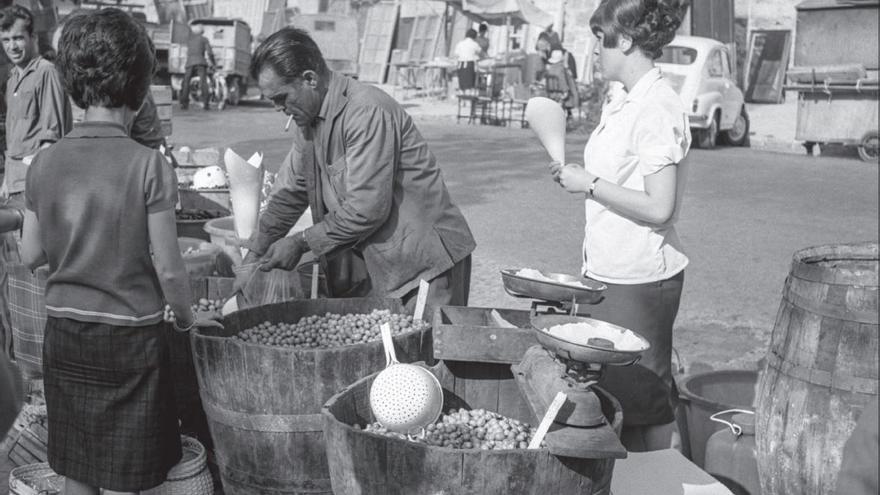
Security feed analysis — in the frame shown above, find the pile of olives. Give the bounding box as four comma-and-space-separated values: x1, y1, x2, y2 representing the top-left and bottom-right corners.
164, 298, 224, 322
359, 408, 544, 450
230, 309, 429, 349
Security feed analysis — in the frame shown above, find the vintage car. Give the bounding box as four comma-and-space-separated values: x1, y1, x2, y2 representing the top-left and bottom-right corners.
657, 35, 749, 149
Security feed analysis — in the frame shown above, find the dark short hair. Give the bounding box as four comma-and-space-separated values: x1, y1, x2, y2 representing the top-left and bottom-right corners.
250, 27, 328, 83
465, 28, 477, 39
590, 0, 684, 59
0, 5, 34, 36
57, 8, 155, 110
479, 23, 488, 33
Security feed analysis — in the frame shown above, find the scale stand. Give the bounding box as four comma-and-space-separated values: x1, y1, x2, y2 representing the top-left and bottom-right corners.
529, 294, 580, 319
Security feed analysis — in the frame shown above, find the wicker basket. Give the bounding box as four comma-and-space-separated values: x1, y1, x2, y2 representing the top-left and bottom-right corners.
142, 435, 213, 495
8, 462, 63, 495
7, 405, 48, 467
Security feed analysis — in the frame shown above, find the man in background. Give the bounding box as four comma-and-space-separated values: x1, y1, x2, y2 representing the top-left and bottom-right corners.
0, 4, 71, 356
180, 23, 216, 111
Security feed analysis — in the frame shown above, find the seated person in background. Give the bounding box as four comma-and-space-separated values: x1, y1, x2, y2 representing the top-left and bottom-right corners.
544, 49, 579, 119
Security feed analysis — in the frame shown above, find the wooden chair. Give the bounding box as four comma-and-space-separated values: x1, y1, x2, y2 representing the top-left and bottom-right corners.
505, 83, 531, 128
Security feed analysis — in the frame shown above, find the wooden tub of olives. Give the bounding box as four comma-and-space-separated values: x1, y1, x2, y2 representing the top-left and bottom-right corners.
191, 297, 433, 495
321, 359, 623, 495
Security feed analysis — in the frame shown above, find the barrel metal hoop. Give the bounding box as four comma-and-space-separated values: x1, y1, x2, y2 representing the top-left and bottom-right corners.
784, 286, 879, 325
201, 398, 324, 433
767, 352, 879, 394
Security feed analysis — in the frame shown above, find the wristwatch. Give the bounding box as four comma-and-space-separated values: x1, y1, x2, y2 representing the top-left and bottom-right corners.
588, 177, 600, 197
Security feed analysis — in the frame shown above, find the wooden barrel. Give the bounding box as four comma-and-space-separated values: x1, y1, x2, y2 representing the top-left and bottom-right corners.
192, 298, 432, 495
322, 361, 622, 495
756, 242, 878, 495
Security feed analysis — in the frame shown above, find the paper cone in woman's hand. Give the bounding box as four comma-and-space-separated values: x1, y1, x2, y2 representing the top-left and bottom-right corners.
225, 148, 264, 251
525, 97, 566, 164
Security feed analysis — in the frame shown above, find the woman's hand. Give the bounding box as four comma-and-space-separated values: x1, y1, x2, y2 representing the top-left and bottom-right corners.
549, 162, 594, 194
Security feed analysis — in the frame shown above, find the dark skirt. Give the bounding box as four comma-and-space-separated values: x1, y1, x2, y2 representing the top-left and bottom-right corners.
42, 317, 181, 491
582, 271, 685, 426
457, 61, 476, 91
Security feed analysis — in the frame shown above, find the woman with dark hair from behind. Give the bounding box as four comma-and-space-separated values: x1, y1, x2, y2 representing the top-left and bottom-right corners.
19, 8, 220, 494
550, 0, 690, 452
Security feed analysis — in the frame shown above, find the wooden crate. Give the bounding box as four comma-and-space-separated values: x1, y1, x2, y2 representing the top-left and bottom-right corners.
192, 297, 432, 494
432, 306, 538, 424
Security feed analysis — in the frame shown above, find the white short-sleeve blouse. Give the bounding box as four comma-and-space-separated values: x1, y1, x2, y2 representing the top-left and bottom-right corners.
582, 68, 691, 284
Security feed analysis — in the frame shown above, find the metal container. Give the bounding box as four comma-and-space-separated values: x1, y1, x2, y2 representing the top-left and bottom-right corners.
500, 269, 605, 304
794, 0, 879, 70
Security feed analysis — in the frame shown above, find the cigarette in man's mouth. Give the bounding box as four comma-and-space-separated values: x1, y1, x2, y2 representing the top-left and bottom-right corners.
284, 115, 293, 132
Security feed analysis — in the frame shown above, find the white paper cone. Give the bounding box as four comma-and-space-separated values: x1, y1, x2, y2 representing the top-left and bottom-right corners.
225, 148, 263, 253
525, 97, 567, 164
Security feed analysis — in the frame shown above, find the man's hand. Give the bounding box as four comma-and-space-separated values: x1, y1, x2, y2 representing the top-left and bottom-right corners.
232, 251, 260, 294
258, 233, 309, 272
549, 162, 592, 194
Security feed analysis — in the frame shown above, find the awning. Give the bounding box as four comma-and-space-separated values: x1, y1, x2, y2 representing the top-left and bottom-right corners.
447, 0, 554, 27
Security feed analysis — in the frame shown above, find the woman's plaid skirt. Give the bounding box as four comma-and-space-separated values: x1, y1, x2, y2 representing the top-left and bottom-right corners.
42, 317, 181, 491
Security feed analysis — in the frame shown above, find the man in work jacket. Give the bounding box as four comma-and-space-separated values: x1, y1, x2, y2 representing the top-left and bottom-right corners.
243, 27, 476, 317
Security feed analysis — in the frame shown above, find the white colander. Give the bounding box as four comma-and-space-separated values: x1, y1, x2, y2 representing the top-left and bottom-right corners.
369, 323, 443, 434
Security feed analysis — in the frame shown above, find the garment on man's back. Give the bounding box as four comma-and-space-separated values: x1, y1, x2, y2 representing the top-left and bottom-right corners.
186, 34, 213, 68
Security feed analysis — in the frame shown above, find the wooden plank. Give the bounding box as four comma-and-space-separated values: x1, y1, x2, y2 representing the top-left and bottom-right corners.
156, 103, 173, 121
150, 85, 173, 103
358, 1, 399, 83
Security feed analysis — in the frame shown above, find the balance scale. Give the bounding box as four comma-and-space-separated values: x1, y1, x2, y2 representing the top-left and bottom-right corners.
501, 269, 651, 459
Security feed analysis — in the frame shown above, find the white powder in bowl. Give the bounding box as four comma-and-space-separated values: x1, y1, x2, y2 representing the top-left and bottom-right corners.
545, 322, 647, 352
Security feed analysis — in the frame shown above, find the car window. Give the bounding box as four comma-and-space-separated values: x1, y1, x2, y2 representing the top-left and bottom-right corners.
656, 46, 698, 65
707, 51, 724, 77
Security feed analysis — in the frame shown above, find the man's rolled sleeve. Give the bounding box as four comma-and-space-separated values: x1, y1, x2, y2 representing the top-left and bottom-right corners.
250, 149, 310, 256
303, 106, 397, 256
37, 66, 72, 145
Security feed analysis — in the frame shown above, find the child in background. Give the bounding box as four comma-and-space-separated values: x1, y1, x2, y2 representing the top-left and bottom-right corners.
20, 9, 220, 494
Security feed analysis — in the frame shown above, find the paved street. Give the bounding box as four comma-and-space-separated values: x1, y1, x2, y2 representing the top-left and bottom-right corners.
172, 102, 878, 371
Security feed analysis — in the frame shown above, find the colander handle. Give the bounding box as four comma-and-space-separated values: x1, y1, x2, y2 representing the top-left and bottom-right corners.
380, 323, 398, 367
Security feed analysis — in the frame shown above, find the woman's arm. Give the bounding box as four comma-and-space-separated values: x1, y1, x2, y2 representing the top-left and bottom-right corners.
20, 210, 47, 269
551, 162, 678, 225
148, 208, 195, 328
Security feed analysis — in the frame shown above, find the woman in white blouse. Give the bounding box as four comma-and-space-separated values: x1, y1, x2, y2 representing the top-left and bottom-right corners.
551, 0, 689, 452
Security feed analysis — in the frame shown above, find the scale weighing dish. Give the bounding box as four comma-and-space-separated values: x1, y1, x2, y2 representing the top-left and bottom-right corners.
501, 269, 606, 305
530, 314, 650, 366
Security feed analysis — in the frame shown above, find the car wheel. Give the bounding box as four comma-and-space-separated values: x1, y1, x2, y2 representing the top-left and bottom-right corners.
858, 132, 879, 162
697, 114, 718, 149
721, 106, 750, 146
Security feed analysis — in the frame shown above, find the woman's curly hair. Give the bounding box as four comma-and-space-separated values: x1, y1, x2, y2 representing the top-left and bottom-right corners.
590, 0, 686, 60
57, 8, 155, 110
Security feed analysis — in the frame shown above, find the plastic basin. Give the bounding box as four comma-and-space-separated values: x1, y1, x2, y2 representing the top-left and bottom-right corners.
678, 369, 758, 468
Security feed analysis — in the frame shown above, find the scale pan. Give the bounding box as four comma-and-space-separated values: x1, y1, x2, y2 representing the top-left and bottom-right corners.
501, 269, 605, 304
530, 314, 650, 365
